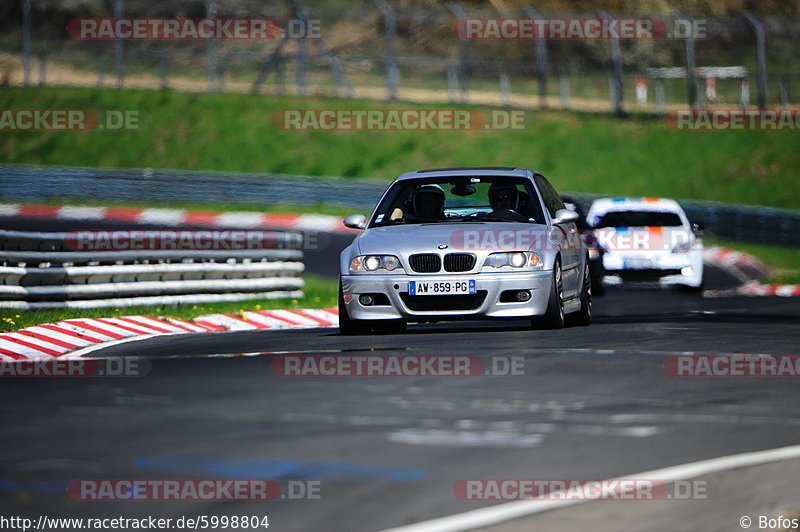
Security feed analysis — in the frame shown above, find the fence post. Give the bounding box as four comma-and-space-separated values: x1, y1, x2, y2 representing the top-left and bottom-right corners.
112, 0, 124, 89
204, 0, 217, 93
22, 0, 32, 87
560, 75, 570, 110
158, 54, 168, 89
696, 77, 705, 108
675, 12, 696, 109
500, 72, 510, 106
780, 77, 788, 110
598, 9, 623, 116
655, 78, 665, 114
744, 12, 767, 110
739, 77, 749, 109
292, 0, 309, 96
446, 2, 470, 103
524, 5, 548, 109
447, 67, 457, 102
37, 49, 46, 86
97, 53, 106, 87
375, 0, 398, 100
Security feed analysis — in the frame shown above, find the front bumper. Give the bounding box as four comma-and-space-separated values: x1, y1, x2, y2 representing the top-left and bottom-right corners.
602, 250, 704, 287
341, 271, 553, 321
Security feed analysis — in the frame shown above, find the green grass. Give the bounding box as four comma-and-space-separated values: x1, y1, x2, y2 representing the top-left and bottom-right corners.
706, 238, 800, 284
1, 86, 800, 210
0, 274, 338, 332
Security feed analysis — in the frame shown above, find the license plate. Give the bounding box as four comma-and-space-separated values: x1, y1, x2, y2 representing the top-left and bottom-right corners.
623, 257, 654, 269
409, 280, 476, 296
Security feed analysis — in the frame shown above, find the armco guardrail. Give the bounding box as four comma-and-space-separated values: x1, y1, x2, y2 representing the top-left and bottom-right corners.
0, 164, 388, 211
1, 164, 799, 247
0, 229, 305, 310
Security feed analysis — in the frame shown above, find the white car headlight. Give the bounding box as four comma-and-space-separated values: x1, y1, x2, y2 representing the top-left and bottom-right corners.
484, 252, 542, 269
350, 255, 402, 272
671, 240, 693, 254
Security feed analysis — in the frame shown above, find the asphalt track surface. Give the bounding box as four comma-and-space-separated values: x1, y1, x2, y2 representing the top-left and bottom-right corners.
2, 216, 800, 531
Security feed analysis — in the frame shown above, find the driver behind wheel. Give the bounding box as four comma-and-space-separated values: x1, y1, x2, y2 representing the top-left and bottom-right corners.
408, 185, 446, 220
487, 183, 525, 221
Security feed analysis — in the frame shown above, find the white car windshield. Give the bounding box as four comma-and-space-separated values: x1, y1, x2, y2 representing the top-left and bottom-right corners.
594, 211, 684, 228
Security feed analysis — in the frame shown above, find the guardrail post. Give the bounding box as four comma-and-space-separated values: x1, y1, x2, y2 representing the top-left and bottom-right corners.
112, 0, 125, 89
744, 12, 767, 110
524, 5, 548, 109
22, 0, 32, 87
375, 0, 398, 100
446, 2, 470, 103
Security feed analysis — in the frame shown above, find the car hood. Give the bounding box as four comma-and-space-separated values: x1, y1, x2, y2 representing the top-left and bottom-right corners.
593, 226, 693, 253
356, 222, 550, 255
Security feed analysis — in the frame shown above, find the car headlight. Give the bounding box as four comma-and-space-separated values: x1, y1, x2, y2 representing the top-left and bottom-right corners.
671, 240, 693, 254
484, 252, 542, 269
350, 255, 402, 272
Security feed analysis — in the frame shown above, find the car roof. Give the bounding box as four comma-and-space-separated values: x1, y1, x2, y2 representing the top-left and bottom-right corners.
588, 197, 684, 216
395, 167, 536, 181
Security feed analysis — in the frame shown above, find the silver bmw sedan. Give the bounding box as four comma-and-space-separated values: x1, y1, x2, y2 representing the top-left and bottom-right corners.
338, 167, 591, 334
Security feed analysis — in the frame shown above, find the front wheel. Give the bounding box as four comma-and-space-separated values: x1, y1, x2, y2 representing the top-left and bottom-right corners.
338, 281, 371, 336
532, 260, 565, 330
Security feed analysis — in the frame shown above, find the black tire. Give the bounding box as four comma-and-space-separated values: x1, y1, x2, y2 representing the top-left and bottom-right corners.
569, 261, 592, 327
372, 319, 407, 334
532, 259, 565, 330
338, 281, 371, 336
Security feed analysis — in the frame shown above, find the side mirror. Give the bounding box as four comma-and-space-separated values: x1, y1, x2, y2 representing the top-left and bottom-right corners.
343, 214, 367, 230
554, 208, 579, 224
692, 222, 704, 234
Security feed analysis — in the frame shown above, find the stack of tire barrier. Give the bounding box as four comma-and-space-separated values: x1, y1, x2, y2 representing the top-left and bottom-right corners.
0, 229, 305, 310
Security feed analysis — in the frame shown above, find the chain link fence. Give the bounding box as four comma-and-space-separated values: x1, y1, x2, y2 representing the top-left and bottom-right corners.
2, 1, 799, 113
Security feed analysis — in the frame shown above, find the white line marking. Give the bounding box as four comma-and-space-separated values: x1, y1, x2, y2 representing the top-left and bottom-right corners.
379, 443, 800, 532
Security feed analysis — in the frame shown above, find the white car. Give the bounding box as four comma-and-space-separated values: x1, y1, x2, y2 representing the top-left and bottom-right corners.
586, 197, 703, 291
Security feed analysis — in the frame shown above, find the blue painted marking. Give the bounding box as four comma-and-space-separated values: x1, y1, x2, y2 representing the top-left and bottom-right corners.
0, 479, 68, 495
134, 457, 426, 481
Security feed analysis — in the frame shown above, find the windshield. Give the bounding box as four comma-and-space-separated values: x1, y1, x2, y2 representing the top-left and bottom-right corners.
593, 210, 684, 228
369, 176, 545, 227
